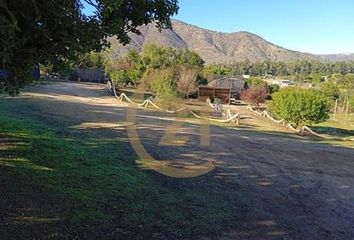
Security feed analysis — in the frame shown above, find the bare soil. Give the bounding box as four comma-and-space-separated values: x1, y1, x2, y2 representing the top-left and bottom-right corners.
9, 82, 354, 239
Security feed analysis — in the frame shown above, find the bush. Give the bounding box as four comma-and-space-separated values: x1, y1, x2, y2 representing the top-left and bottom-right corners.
240, 85, 268, 109
176, 66, 199, 99
319, 81, 340, 101
268, 84, 280, 95
143, 68, 182, 110
110, 70, 127, 86
245, 77, 267, 88
269, 87, 330, 127
145, 68, 177, 98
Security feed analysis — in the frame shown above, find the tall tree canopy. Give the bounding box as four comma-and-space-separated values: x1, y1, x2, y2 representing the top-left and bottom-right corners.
0, 0, 179, 94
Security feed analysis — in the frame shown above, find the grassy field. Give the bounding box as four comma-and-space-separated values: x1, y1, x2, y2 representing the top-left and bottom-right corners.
0, 99, 247, 239
312, 113, 354, 138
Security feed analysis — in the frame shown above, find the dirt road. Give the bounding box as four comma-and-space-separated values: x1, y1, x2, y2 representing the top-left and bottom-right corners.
13, 82, 354, 239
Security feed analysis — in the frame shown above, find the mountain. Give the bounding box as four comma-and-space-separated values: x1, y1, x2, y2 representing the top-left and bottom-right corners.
319, 53, 354, 61
108, 19, 320, 64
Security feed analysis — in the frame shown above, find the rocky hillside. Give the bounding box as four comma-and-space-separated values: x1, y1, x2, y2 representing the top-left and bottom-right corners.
319, 53, 354, 61
109, 19, 319, 64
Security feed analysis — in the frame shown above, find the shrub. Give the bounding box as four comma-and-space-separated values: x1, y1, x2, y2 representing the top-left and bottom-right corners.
269, 87, 330, 127
319, 81, 340, 101
268, 84, 280, 95
144, 68, 176, 97
110, 70, 128, 86
245, 77, 267, 88
240, 85, 268, 109
176, 66, 199, 99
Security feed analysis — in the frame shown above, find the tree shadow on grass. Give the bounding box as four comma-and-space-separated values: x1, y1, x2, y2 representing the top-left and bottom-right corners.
1, 84, 354, 240
310, 126, 354, 138
0, 109, 248, 240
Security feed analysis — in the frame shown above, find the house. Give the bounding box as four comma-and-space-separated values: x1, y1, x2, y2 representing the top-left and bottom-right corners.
198, 77, 245, 104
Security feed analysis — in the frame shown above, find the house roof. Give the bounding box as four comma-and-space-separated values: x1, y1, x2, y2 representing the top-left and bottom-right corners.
208, 77, 245, 90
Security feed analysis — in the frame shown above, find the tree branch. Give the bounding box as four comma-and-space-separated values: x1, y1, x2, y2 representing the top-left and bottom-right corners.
83, 0, 98, 9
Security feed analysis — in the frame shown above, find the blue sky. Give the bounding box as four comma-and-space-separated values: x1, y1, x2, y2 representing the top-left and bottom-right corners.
175, 0, 354, 54
82, 0, 354, 54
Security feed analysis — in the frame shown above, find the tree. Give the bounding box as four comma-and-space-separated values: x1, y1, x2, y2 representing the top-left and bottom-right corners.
310, 73, 321, 84
150, 68, 176, 98
240, 85, 268, 110
245, 77, 267, 88
76, 52, 105, 68
103, 56, 130, 86
141, 44, 175, 69
0, 0, 179, 94
269, 88, 329, 128
175, 48, 204, 68
320, 81, 340, 101
268, 84, 280, 95
176, 66, 199, 99
125, 49, 145, 85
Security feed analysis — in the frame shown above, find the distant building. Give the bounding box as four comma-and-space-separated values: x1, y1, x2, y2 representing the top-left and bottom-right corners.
198, 77, 245, 104
271, 79, 294, 87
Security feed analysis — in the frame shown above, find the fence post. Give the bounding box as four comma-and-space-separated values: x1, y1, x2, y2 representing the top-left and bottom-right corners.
333, 99, 338, 120
345, 96, 349, 125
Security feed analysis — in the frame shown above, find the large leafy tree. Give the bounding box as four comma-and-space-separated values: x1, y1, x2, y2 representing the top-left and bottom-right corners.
0, 0, 179, 94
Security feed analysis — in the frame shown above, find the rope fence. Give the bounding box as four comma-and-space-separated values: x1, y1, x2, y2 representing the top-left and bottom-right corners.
107, 82, 240, 124
108, 82, 353, 141
247, 105, 354, 141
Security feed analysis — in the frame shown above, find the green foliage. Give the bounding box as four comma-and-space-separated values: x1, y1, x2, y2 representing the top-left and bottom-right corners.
110, 70, 128, 86
349, 96, 354, 112
175, 48, 205, 67
0, 0, 178, 94
141, 44, 175, 69
204, 60, 354, 81
320, 81, 340, 101
310, 73, 322, 84
140, 44, 204, 70
0, 100, 247, 239
76, 52, 105, 68
245, 77, 267, 88
103, 57, 129, 86
268, 84, 280, 95
104, 44, 205, 101
342, 73, 354, 87
39, 64, 54, 75
269, 87, 330, 127
149, 68, 177, 98
125, 49, 145, 85
201, 64, 235, 81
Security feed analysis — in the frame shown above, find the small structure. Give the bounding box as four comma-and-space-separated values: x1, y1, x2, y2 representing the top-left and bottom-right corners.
271, 79, 294, 87
198, 77, 245, 104
70, 68, 105, 83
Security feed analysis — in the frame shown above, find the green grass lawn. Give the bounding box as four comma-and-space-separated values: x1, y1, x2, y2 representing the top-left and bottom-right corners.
0, 100, 247, 239
312, 113, 354, 138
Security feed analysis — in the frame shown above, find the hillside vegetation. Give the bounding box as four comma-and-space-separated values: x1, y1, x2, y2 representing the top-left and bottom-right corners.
109, 20, 320, 64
